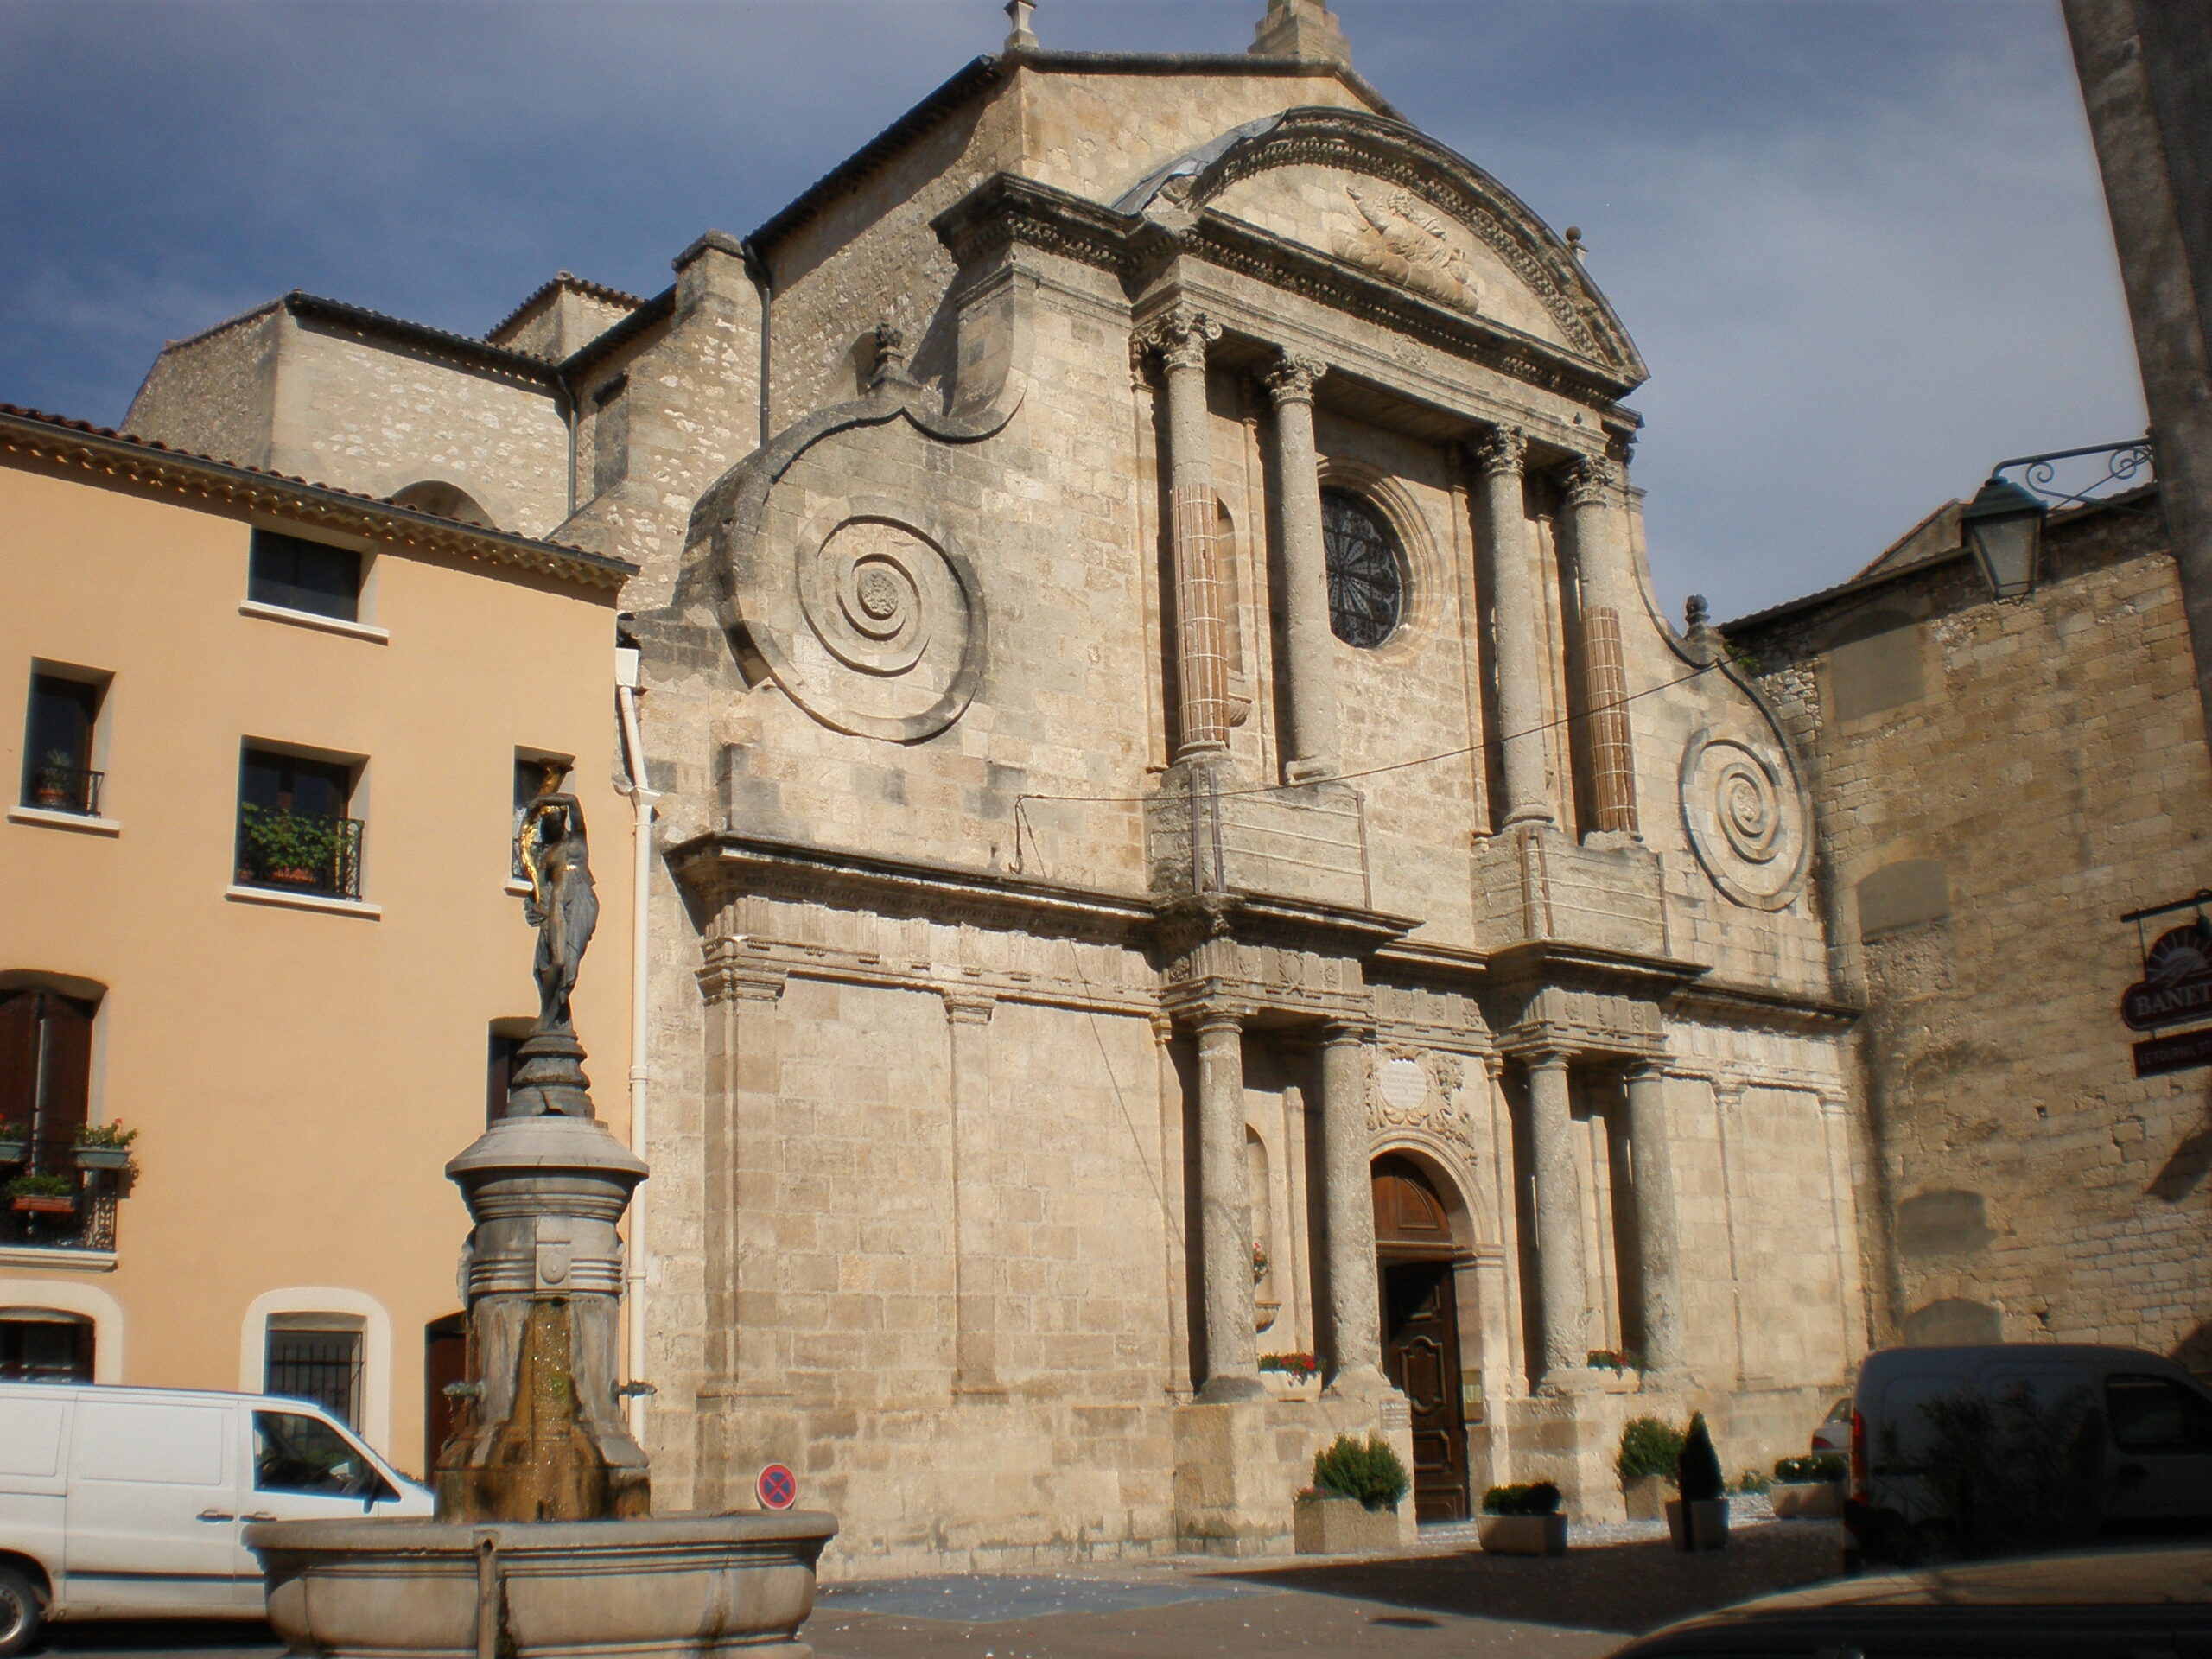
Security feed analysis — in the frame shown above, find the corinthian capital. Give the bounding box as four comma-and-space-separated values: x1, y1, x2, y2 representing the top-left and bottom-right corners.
1472, 424, 1529, 479
1141, 304, 1222, 374
1561, 452, 1618, 508
1262, 351, 1328, 406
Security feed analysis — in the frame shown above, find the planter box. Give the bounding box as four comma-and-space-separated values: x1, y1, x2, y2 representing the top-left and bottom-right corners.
0, 1141, 26, 1166
1666, 1497, 1729, 1551
10, 1194, 76, 1216
1622, 1474, 1674, 1521
1770, 1479, 1843, 1519
1478, 1514, 1567, 1556
1294, 1495, 1399, 1555
75, 1147, 131, 1171
1259, 1369, 1320, 1401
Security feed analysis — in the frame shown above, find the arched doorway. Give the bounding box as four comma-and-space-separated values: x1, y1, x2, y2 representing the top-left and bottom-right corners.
1372, 1154, 1471, 1522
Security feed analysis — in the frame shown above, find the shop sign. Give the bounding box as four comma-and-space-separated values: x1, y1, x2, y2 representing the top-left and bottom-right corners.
2121, 916, 2212, 1032
2133, 1025, 2212, 1079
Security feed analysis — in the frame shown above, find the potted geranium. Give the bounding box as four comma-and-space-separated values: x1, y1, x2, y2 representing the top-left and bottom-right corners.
1259, 1351, 1320, 1399
239, 803, 339, 888
1293, 1433, 1408, 1555
75, 1120, 138, 1173
0, 1121, 27, 1166
1479, 1482, 1567, 1555
7, 1171, 76, 1215
32, 749, 77, 809
1771, 1452, 1847, 1518
1667, 1413, 1729, 1551
1616, 1415, 1684, 1521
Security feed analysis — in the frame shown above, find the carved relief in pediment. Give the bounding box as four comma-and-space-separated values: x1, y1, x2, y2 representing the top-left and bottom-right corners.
1367, 1046, 1478, 1156
1334, 186, 1484, 312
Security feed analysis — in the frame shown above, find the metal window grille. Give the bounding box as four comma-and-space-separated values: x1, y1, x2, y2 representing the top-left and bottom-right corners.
265, 1329, 364, 1428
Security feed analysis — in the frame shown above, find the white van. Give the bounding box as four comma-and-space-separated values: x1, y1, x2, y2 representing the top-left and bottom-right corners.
1849, 1344, 2212, 1544
0, 1382, 433, 1653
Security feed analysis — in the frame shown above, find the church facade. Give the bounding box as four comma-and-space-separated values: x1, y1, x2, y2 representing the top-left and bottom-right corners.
123, 2, 1866, 1569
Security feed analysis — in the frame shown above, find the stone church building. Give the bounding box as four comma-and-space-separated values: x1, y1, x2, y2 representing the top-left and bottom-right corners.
123, 1, 1865, 1568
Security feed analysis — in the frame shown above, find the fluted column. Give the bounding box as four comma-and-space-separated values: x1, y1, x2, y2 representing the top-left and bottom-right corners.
944, 994, 1001, 1394
1474, 426, 1553, 827
1319, 1025, 1387, 1396
1196, 1007, 1263, 1400
1264, 351, 1339, 782
1564, 454, 1638, 835
1526, 1051, 1589, 1385
1624, 1063, 1685, 1382
1147, 306, 1230, 760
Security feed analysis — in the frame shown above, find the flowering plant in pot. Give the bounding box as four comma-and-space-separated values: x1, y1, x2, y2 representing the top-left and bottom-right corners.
7, 1171, 76, 1214
75, 1120, 138, 1173
0, 1121, 27, 1165
1479, 1481, 1567, 1555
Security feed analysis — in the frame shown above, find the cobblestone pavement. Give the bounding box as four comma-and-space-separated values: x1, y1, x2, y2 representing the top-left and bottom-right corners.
30, 1516, 1844, 1659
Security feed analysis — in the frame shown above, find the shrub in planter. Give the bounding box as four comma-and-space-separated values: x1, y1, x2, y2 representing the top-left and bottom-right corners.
1668, 1413, 1729, 1551
1312, 1434, 1409, 1512
1775, 1453, 1847, 1484
1617, 1415, 1683, 1519
1479, 1483, 1566, 1555
1771, 1452, 1847, 1518
1734, 1469, 1772, 1496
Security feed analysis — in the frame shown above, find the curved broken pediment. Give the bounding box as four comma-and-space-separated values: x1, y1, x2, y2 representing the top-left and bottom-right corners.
1120, 108, 1645, 385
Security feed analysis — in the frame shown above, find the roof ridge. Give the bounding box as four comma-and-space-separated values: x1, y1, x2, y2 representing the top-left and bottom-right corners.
486, 270, 649, 344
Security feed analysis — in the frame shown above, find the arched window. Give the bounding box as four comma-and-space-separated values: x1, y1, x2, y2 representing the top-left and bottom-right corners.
0, 1308, 93, 1382
0, 984, 98, 1173
1320, 489, 1406, 648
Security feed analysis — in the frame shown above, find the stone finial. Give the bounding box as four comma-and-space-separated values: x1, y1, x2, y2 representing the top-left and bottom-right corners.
1250, 0, 1351, 66
1005, 0, 1038, 52
1685, 594, 1710, 630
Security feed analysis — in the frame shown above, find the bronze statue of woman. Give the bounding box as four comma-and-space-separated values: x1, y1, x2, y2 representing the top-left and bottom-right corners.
518, 792, 597, 1039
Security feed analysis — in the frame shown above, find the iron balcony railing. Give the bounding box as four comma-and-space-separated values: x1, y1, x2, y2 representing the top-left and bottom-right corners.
1, 1152, 120, 1254
234, 807, 365, 901
22, 765, 102, 817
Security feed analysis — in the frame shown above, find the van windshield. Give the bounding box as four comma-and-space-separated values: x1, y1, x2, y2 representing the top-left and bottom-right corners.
253, 1408, 387, 1499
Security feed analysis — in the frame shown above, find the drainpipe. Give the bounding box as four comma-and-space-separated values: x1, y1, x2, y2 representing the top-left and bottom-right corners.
613, 648, 659, 1442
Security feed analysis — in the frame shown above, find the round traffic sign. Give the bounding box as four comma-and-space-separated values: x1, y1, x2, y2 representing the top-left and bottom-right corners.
757, 1463, 797, 1510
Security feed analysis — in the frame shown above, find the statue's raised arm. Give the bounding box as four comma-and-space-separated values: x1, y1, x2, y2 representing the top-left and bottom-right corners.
518, 792, 597, 1038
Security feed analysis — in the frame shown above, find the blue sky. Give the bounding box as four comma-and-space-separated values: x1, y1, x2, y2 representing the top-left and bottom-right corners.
0, 0, 2145, 619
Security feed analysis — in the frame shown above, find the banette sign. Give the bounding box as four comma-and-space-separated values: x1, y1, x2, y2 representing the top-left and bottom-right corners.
2120, 918, 2212, 1032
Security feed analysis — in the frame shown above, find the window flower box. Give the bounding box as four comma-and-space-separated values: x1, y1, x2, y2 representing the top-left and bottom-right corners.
11, 1193, 76, 1216
75, 1147, 132, 1172
0, 1133, 26, 1166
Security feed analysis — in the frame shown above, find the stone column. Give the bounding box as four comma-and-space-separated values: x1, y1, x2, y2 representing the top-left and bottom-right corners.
944, 994, 1001, 1394
1525, 1050, 1590, 1385
1564, 454, 1638, 835
1263, 351, 1339, 782
1474, 426, 1553, 827
1624, 1063, 1686, 1382
1195, 1007, 1263, 1400
1319, 1025, 1387, 1396
1149, 305, 1230, 760
1154, 1012, 1192, 1397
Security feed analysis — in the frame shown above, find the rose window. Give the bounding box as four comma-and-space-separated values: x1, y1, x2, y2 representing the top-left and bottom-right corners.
1320, 489, 1405, 649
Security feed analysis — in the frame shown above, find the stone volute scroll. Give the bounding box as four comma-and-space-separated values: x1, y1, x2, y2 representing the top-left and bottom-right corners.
1678, 727, 1810, 911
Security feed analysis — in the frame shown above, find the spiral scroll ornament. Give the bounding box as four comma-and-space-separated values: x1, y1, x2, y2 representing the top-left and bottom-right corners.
1678, 729, 1808, 911
741, 506, 985, 743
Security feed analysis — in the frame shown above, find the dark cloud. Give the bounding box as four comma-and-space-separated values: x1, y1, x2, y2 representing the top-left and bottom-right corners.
0, 0, 2142, 615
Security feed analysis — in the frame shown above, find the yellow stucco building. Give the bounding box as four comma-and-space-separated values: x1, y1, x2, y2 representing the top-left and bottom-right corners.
0, 405, 636, 1478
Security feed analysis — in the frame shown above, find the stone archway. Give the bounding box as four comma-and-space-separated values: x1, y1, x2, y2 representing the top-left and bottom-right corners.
1372, 1153, 1474, 1522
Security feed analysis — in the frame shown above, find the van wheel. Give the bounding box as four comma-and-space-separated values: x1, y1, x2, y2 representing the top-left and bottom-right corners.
0, 1566, 41, 1659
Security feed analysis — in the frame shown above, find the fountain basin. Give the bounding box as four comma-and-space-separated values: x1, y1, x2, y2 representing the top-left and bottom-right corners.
248, 1513, 838, 1659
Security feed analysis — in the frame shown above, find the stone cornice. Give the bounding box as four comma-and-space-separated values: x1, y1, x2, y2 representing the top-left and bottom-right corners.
1666, 977, 1862, 1035
0, 405, 636, 593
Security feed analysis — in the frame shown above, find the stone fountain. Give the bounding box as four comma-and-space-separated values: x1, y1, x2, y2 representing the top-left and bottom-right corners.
248, 791, 836, 1658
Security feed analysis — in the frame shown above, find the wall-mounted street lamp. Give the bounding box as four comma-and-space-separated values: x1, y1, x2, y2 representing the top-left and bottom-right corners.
1961, 437, 2154, 599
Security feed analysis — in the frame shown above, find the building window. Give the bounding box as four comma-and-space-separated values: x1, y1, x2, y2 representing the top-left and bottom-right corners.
0, 985, 96, 1174
512, 753, 571, 879
249, 530, 364, 623
264, 1314, 365, 1429
1320, 488, 1405, 649
20, 669, 105, 816
236, 747, 363, 900
0, 1310, 93, 1382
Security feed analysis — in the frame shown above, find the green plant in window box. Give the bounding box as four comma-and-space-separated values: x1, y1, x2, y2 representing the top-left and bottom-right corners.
239, 803, 340, 887
7, 1171, 76, 1213
75, 1120, 138, 1173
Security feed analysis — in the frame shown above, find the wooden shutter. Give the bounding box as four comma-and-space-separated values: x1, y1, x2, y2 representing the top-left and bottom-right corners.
0, 992, 36, 1126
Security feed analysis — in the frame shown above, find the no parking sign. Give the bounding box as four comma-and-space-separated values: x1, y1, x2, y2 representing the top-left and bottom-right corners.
757, 1463, 797, 1510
